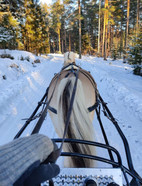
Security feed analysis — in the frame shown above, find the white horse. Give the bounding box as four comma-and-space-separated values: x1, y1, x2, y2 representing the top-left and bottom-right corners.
48, 52, 97, 167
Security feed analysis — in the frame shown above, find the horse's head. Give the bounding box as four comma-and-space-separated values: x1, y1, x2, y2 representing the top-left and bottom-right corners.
64, 52, 76, 66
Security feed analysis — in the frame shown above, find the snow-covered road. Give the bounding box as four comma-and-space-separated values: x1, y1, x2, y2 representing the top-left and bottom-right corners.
0, 50, 142, 178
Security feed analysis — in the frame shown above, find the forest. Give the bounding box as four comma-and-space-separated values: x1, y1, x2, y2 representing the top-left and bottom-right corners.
0, 0, 141, 74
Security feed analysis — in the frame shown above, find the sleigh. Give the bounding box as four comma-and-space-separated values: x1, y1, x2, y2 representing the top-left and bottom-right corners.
1, 58, 141, 186
43, 93, 142, 186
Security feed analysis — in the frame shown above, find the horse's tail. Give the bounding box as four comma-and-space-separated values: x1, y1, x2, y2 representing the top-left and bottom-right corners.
57, 76, 95, 167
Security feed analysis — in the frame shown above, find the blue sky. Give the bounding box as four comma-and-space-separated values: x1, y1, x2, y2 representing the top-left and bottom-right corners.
40, 0, 52, 5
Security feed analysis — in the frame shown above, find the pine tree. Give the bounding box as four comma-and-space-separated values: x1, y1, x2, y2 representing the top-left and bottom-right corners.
0, 13, 20, 49
109, 0, 122, 59
39, 3, 50, 54
20, 0, 50, 55
128, 32, 142, 66
50, 0, 64, 53
0, 0, 22, 49
1, 0, 141, 58
62, 0, 79, 52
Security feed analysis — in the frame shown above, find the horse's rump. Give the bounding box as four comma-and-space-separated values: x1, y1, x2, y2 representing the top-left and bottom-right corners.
48, 65, 97, 167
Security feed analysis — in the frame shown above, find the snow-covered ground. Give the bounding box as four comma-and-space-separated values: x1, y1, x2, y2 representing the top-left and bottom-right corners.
0, 50, 142, 179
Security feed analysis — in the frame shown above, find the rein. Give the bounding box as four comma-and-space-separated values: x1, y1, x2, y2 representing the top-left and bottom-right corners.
14, 62, 142, 185
14, 63, 99, 163
46, 64, 99, 163
14, 63, 81, 163
45, 67, 80, 163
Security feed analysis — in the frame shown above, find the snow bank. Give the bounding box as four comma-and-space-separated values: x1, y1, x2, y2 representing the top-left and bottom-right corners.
79, 56, 142, 121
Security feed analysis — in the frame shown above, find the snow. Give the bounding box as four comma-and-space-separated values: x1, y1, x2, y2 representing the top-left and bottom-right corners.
0, 27, 14, 42
0, 50, 142, 179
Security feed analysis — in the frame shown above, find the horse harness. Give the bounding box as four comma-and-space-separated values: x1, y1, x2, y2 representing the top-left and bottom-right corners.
48, 63, 100, 115
14, 63, 100, 164
13, 62, 142, 186
46, 63, 100, 164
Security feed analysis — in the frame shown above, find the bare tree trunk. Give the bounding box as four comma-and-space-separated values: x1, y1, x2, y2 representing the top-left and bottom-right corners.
58, 28, 61, 53
98, 0, 101, 56
48, 32, 50, 53
125, 0, 130, 49
108, 24, 111, 57
104, 23, 108, 60
78, 0, 81, 59
120, 0, 124, 58
136, 0, 140, 37
64, 28, 67, 52
108, 0, 112, 57
53, 41, 55, 53
120, 21, 123, 58
102, 15, 105, 57
100, 22, 103, 56
62, 39, 64, 53
111, 26, 114, 57
102, 0, 108, 60
69, 31, 71, 51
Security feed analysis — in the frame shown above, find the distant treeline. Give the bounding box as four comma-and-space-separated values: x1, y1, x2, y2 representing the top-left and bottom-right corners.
0, 0, 141, 65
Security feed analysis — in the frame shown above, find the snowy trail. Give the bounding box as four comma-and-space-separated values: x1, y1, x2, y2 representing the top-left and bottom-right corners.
0, 53, 62, 144
0, 50, 142, 178
78, 57, 142, 174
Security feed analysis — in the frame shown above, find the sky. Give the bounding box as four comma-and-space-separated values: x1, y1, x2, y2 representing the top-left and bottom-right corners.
40, 0, 52, 5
